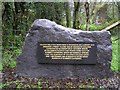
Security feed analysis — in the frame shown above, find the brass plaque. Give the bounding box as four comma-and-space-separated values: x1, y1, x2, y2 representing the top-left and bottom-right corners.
37, 42, 97, 64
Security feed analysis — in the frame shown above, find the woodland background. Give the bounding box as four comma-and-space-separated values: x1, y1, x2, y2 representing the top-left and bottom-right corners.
1, 2, 120, 73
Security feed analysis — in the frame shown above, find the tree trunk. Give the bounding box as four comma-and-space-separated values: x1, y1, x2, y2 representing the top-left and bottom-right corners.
13, 2, 25, 35
2, 3, 10, 20
64, 2, 71, 27
84, 2, 90, 31
117, 2, 120, 16
97, 4, 108, 24
73, 2, 80, 29
13, 2, 20, 34
89, 2, 96, 24
112, 3, 114, 19
2, 3, 5, 18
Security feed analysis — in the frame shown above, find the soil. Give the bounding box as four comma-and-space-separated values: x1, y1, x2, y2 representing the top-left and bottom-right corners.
1, 67, 120, 89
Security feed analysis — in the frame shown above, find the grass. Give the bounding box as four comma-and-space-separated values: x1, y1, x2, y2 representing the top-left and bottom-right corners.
0, 48, 21, 71
111, 36, 119, 71
0, 80, 42, 89
80, 20, 118, 31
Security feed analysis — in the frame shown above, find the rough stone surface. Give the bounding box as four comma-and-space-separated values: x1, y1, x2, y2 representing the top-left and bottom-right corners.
16, 19, 113, 79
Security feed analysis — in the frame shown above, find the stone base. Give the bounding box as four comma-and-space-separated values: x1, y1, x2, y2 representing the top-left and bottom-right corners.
16, 61, 113, 79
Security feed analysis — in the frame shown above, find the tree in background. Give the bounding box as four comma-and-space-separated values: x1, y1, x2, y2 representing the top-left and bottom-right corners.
117, 2, 120, 16
2, 2, 33, 49
2, 2, 120, 49
64, 2, 71, 27
73, 1, 80, 29
34, 2, 64, 25
84, 2, 90, 31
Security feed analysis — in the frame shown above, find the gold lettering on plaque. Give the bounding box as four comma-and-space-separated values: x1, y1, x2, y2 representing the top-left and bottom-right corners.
40, 44, 94, 60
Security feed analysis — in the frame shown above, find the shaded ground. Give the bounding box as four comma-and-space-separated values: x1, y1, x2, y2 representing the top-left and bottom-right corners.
1, 67, 120, 89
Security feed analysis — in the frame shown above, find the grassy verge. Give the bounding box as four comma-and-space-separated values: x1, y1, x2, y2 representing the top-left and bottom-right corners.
111, 36, 119, 71
0, 48, 21, 71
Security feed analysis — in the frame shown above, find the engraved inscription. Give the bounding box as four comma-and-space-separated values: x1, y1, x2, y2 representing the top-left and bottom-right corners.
40, 43, 95, 60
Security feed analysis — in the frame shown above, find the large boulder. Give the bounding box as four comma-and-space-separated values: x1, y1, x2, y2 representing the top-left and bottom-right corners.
16, 19, 113, 79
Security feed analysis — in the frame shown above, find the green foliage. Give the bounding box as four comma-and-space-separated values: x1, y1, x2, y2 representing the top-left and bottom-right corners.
97, 88, 105, 90
0, 79, 42, 89
38, 80, 42, 89
34, 2, 65, 25
79, 84, 95, 88
2, 48, 21, 69
0, 80, 20, 88
111, 36, 119, 71
80, 24, 105, 31
0, 64, 2, 71
80, 20, 118, 31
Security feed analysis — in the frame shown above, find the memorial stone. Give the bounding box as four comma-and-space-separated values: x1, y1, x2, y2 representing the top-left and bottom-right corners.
16, 19, 113, 79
